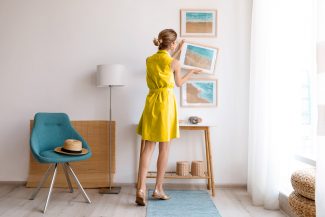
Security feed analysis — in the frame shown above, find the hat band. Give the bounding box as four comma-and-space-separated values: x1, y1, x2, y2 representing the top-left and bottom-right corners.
61, 147, 82, 154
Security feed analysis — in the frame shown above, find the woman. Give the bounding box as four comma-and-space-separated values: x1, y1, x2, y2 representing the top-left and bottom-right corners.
136, 29, 201, 206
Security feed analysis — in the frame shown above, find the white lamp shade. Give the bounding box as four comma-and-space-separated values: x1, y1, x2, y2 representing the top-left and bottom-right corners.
317, 41, 325, 74
97, 64, 126, 87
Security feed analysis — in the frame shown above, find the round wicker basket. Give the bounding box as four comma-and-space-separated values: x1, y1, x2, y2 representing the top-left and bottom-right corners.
176, 161, 190, 176
291, 168, 315, 200
288, 191, 315, 217
191, 161, 205, 176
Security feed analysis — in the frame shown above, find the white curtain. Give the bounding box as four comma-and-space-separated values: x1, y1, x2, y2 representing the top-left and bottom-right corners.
316, 1, 325, 216
248, 0, 315, 209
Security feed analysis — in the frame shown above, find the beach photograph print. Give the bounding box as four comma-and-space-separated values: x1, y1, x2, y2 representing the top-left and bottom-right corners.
180, 9, 217, 37
180, 42, 218, 74
181, 79, 217, 107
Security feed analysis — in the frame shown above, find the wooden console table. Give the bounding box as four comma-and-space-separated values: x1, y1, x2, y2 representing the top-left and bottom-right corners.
137, 124, 215, 196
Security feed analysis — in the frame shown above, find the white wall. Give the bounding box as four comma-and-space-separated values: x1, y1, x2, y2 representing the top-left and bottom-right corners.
0, 0, 251, 185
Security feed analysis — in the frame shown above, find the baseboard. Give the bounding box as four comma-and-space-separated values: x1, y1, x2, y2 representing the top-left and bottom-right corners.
0, 181, 246, 190
0, 181, 27, 185
215, 184, 247, 189
119, 182, 246, 189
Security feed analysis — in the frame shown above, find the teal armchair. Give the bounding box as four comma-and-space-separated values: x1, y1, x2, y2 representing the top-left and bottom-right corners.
29, 113, 92, 213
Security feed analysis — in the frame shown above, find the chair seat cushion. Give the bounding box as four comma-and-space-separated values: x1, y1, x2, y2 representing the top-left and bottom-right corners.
288, 191, 315, 217
39, 150, 91, 163
291, 168, 315, 200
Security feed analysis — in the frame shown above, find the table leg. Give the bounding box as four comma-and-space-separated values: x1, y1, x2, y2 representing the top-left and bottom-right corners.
207, 128, 215, 196
136, 139, 145, 189
204, 130, 211, 190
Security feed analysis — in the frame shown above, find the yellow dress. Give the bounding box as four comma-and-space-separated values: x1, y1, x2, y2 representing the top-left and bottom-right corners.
137, 50, 179, 142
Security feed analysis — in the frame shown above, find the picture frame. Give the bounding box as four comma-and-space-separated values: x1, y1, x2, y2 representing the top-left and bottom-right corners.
180, 78, 218, 107
180, 9, 218, 37
179, 41, 219, 74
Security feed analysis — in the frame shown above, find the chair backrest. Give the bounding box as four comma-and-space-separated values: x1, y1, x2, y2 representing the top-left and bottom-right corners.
30, 113, 90, 160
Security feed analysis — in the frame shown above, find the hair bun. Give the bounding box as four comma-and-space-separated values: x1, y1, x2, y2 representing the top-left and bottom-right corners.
153, 29, 177, 49
153, 38, 160, 46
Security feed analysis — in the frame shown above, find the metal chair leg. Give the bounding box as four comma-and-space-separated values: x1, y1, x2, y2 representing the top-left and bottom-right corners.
43, 163, 58, 213
29, 164, 54, 200
62, 163, 73, 193
65, 163, 91, 203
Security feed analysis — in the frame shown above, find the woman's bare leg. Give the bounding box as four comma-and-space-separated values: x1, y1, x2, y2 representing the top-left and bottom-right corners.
155, 141, 170, 193
138, 140, 156, 191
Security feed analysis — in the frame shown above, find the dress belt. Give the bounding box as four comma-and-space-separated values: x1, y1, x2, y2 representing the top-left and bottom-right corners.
149, 87, 173, 93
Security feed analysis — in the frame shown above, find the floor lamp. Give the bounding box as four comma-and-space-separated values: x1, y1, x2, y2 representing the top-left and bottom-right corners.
97, 64, 126, 194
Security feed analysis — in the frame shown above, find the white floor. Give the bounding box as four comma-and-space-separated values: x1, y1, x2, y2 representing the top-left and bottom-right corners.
0, 184, 288, 217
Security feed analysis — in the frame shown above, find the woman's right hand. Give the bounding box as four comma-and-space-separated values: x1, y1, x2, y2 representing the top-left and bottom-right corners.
190, 69, 203, 74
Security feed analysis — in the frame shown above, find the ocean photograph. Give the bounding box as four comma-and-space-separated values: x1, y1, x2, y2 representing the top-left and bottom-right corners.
195, 82, 214, 103
186, 12, 213, 33
184, 45, 214, 70
186, 81, 215, 104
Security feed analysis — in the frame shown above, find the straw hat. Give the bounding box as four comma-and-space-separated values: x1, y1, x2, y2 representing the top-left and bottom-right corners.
54, 139, 88, 155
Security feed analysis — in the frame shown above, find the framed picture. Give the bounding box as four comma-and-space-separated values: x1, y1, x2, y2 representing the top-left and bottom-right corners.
180, 9, 218, 37
179, 42, 219, 74
181, 78, 218, 107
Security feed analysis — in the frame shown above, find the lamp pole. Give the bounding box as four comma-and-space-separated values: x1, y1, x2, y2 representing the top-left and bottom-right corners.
109, 85, 112, 190
97, 64, 125, 195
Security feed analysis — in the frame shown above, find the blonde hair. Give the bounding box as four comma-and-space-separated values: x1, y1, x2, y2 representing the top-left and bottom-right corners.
153, 29, 177, 50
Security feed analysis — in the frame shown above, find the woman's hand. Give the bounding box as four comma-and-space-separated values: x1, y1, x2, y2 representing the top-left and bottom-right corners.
178, 39, 185, 49
190, 69, 203, 74
172, 39, 185, 59
173, 62, 204, 87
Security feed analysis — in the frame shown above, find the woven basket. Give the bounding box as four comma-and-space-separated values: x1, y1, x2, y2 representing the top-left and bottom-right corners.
176, 161, 190, 176
288, 191, 315, 217
291, 168, 315, 200
191, 161, 205, 176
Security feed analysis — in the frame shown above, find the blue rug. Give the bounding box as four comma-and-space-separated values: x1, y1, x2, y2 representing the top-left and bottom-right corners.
147, 190, 222, 217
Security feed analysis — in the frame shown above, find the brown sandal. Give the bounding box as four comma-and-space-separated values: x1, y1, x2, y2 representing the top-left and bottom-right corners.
152, 189, 170, 200
135, 189, 146, 206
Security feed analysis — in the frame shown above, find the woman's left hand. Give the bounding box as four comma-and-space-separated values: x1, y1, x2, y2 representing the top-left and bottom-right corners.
178, 39, 185, 49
